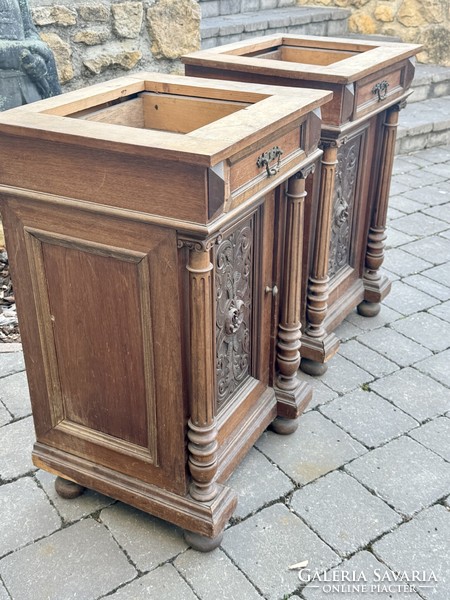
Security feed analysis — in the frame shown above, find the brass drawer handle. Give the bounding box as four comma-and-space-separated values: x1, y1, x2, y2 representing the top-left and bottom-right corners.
256, 146, 283, 177
372, 80, 389, 102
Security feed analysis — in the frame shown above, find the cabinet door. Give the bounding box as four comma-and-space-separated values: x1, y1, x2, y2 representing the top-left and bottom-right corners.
2, 198, 187, 494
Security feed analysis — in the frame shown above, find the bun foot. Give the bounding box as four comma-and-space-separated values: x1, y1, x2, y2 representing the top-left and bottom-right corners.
55, 476, 85, 499
357, 300, 381, 317
271, 416, 299, 435
184, 530, 223, 552
300, 358, 328, 376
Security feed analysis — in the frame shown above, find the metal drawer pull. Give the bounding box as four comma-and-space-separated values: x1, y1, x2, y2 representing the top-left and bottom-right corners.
372, 80, 389, 102
257, 146, 283, 177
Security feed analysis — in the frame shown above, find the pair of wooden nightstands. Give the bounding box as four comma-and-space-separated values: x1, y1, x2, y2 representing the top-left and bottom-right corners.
0, 35, 420, 549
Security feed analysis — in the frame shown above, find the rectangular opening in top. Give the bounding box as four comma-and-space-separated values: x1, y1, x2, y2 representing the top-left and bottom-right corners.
239, 44, 371, 66
68, 92, 249, 134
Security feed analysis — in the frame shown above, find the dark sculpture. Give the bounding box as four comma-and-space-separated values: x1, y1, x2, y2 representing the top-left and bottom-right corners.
0, 0, 60, 110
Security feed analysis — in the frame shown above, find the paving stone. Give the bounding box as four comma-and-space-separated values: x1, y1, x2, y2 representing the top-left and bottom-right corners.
338, 340, 399, 378
0, 477, 61, 558
389, 180, 412, 196
393, 156, 419, 174
408, 416, 450, 461
315, 354, 373, 394
380, 266, 400, 281
320, 390, 418, 449
301, 377, 338, 411
373, 505, 450, 600
389, 213, 448, 237
402, 183, 450, 206
291, 471, 401, 557
36, 470, 115, 524
302, 550, 423, 599
385, 226, 416, 248
0, 581, 9, 600
107, 564, 197, 600
398, 153, 434, 168
415, 348, 450, 387
0, 403, 12, 427
0, 352, 25, 379
175, 548, 262, 600
417, 145, 450, 163
0, 371, 32, 419
345, 305, 402, 331
440, 228, 450, 239
392, 170, 447, 188
382, 247, 434, 276
423, 203, 450, 223
0, 519, 136, 600
389, 194, 425, 214
333, 319, 362, 341
0, 417, 36, 481
356, 328, 432, 368
227, 447, 293, 520
221, 503, 339, 600
370, 367, 450, 422
100, 503, 187, 571
345, 437, 450, 517
382, 280, 438, 315
429, 299, 450, 321
387, 206, 404, 221
403, 274, 450, 301
421, 262, 450, 287
392, 312, 450, 352
256, 411, 365, 485
402, 235, 450, 264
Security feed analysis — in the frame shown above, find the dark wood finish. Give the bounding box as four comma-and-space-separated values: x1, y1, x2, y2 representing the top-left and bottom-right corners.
183, 35, 422, 373
0, 74, 330, 546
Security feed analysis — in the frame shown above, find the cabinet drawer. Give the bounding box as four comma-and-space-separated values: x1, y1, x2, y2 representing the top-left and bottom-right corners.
227, 124, 304, 210
355, 65, 406, 119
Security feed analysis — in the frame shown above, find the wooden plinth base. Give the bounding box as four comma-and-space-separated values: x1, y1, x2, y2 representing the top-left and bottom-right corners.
33, 443, 237, 541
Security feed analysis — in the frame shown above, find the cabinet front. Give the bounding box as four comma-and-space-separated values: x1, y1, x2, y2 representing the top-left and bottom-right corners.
2, 198, 187, 494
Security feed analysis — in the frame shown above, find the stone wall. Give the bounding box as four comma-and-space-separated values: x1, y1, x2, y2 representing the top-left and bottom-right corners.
297, 0, 450, 66
28, 0, 201, 90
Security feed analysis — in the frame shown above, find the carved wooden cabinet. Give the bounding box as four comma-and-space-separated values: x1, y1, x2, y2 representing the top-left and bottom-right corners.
0, 73, 331, 549
184, 35, 422, 374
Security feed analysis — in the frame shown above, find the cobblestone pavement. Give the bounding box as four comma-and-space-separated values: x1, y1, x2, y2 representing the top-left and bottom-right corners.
1, 146, 449, 600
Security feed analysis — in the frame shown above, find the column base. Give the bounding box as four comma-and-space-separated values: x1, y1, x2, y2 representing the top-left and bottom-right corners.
362, 273, 392, 305
184, 529, 223, 552
274, 381, 312, 420
55, 476, 86, 499
300, 332, 340, 373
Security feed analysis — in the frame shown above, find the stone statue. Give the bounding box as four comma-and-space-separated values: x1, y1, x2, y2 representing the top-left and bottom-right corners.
0, 0, 60, 110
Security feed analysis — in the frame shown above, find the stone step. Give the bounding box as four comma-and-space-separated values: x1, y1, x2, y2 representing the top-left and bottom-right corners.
199, 0, 297, 19
200, 6, 350, 48
409, 64, 450, 103
396, 95, 450, 155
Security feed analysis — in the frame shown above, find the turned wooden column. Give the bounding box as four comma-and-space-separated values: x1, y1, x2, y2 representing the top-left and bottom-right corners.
358, 102, 404, 317
273, 167, 314, 434
301, 142, 339, 375
186, 246, 218, 502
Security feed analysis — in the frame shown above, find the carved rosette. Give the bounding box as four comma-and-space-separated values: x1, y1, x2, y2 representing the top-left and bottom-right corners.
215, 219, 253, 411
328, 136, 361, 278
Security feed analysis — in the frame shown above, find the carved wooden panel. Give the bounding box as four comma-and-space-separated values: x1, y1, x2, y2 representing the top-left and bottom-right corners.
328, 135, 362, 279
215, 217, 254, 411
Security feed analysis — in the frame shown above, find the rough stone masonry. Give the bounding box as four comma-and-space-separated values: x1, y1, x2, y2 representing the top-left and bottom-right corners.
28, 0, 202, 90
